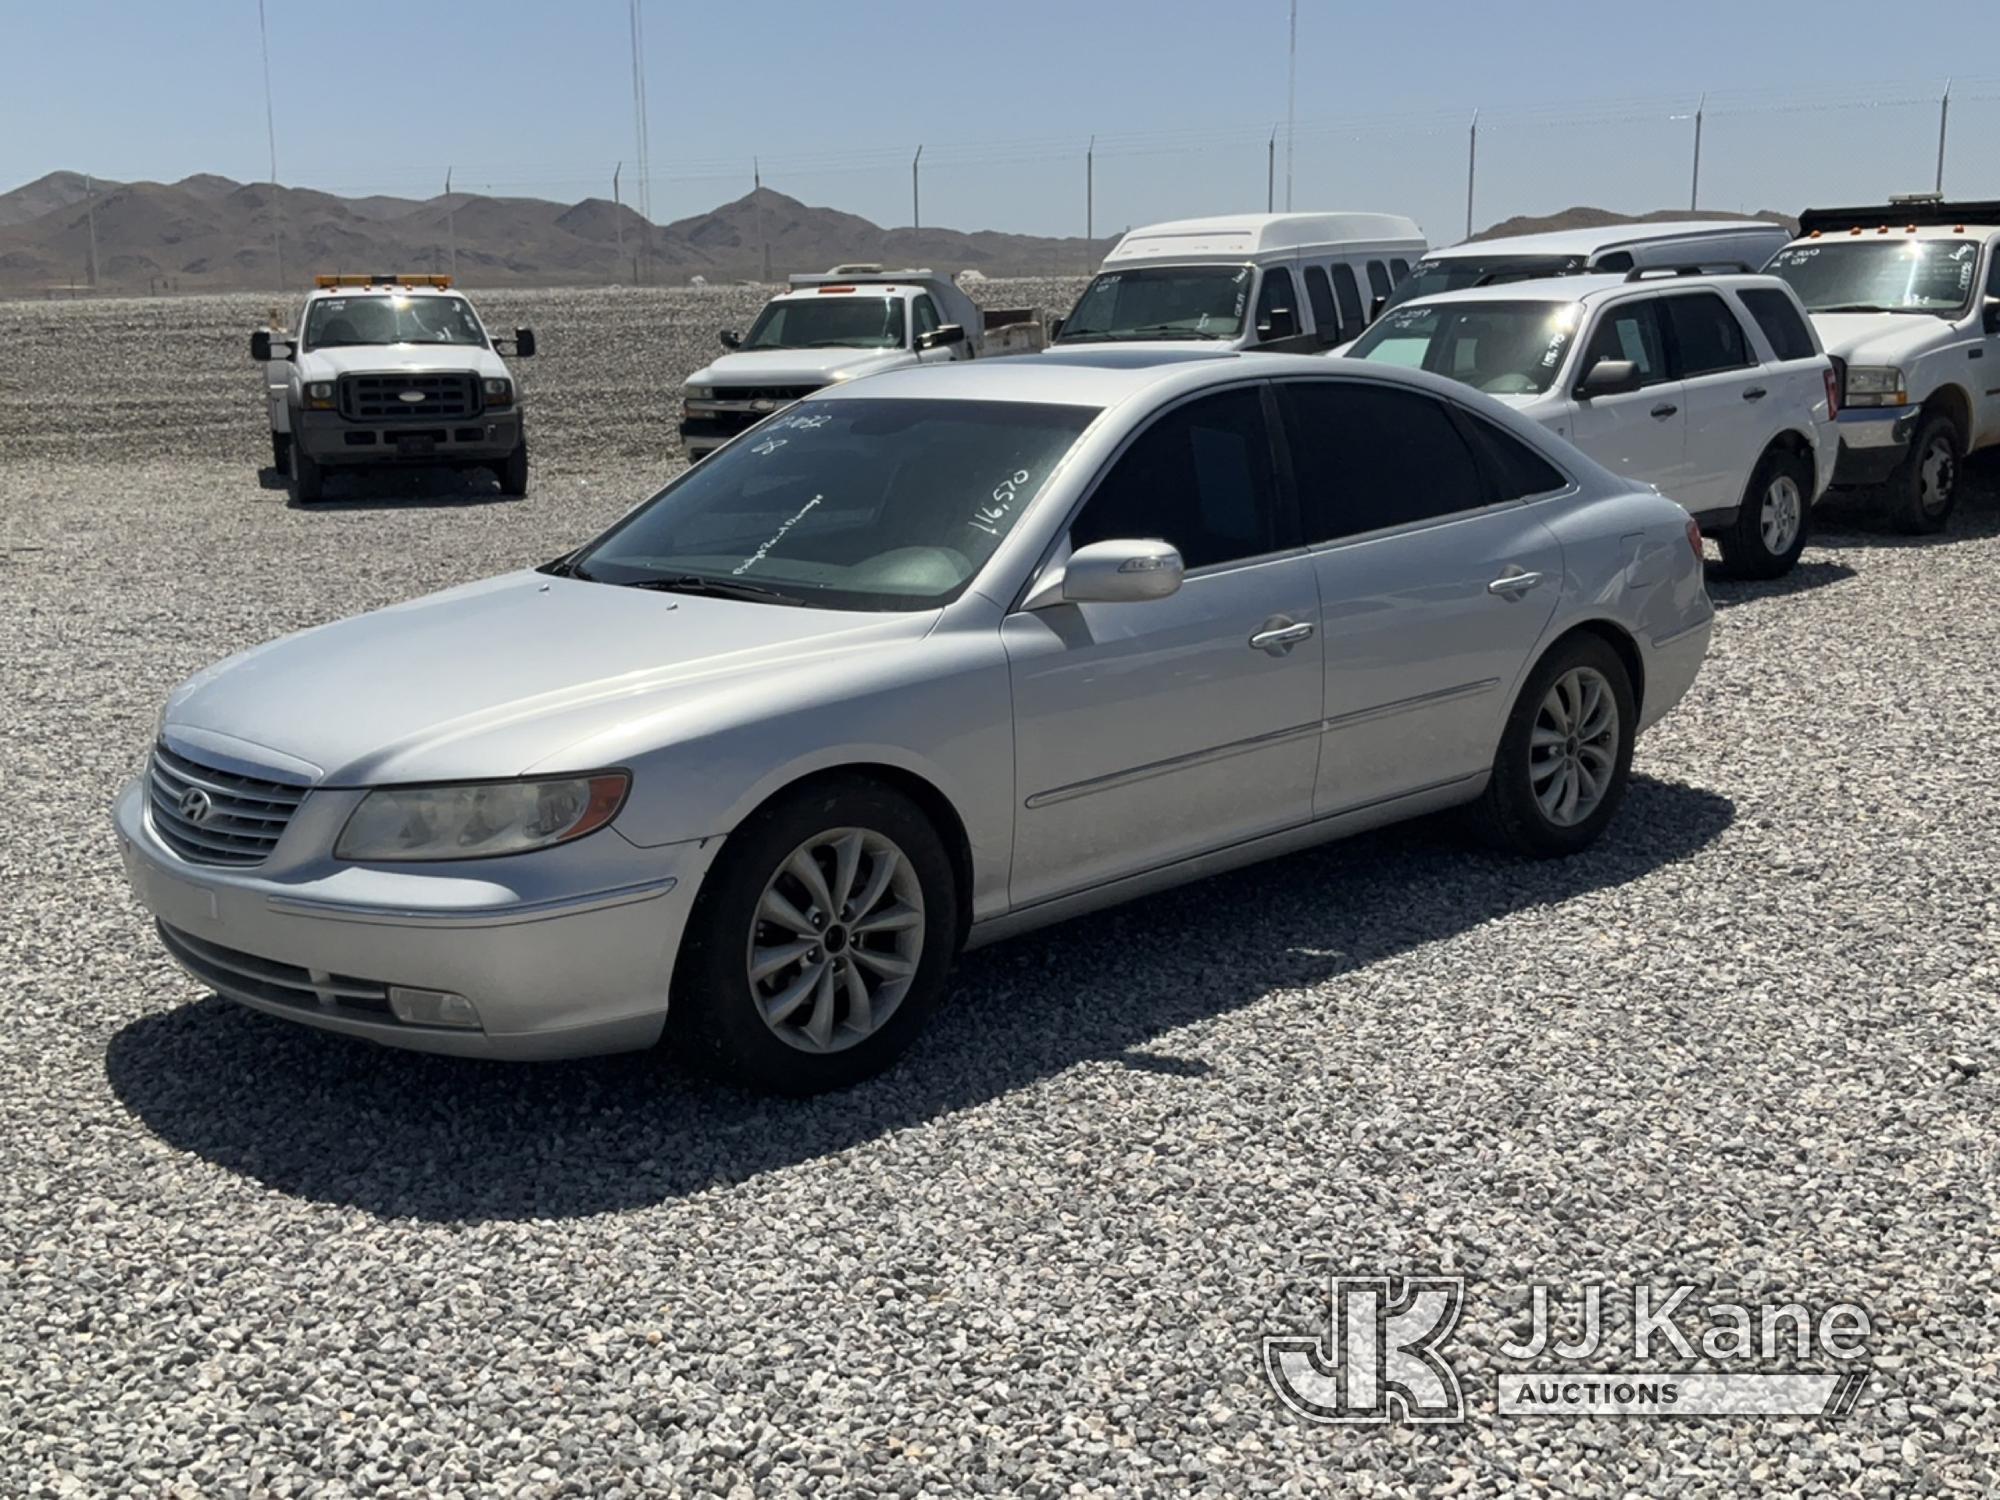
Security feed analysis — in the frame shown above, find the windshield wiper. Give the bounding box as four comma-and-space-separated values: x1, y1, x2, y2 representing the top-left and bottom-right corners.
539, 554, 593, 581
621, 574, 804, 605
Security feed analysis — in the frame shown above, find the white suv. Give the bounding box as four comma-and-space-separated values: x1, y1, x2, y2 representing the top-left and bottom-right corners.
1345, 271, 1837, 577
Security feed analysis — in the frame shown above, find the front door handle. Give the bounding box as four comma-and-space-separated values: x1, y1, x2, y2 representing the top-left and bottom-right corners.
1742, 387, 1768, 402
1488, 570, 1544, 598
1249, 618, 1315, 655
1650, 403, 1679, 419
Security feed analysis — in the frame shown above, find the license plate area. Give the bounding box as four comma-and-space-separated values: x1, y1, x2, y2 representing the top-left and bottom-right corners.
397, 435, 437, 457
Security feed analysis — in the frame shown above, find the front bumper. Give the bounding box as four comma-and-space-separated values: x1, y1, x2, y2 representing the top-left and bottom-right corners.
294, 408, 522, 466
1830, 407, 1917, 488
114, 779, 721, 1059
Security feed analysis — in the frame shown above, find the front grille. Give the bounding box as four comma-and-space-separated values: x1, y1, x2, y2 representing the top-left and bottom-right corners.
720, 384, 819, 405
147, 742, 308, 866
339, 372, 479, 422
158, 923, 395, 1022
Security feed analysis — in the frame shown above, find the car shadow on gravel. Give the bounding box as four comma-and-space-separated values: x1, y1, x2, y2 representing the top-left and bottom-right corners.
1810, 458, 2000, 550
105, 773, 1734, 1223
259, 464, 521, 510
1705, 558, 1857, 608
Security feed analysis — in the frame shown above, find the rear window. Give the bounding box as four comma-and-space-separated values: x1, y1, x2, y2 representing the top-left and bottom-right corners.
1735, 288, 1817, 362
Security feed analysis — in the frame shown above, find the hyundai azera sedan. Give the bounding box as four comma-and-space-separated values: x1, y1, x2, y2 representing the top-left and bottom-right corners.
117, 350, 1712, 1093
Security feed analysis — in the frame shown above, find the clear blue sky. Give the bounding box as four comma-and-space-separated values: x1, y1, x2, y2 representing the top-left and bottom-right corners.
4, 1, 1995, 244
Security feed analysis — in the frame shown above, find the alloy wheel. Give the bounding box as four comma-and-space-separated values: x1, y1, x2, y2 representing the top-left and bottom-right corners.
1759, 474, 1803, 556
1529, 667, 1620, 828
745, 827, 925, 1054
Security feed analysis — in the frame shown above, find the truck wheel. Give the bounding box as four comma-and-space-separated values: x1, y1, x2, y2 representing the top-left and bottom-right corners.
270, 432, 291, 472
498, 438, 529, 498
669, 775, 959, 1095
1716, 447, 1811, 579
289, 442, 325, 504
1889, 411, 1960, 534
1476, 632, 1636, 859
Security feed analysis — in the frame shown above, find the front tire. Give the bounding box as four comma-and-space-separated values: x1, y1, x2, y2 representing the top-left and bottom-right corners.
1716, 446, 1811, 579
289, 440, 325, 504
498, 437, 529, 498
270, 431, 292, 472
670, 776, 959, 1094
1478, 633, 1636, 858
1889, 411, 1960, 534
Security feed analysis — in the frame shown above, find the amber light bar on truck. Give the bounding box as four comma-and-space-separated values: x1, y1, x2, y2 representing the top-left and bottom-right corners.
313, 274, 455, 289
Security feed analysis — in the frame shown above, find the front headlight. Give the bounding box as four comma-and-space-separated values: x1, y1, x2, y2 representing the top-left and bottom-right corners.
684, 384, 714, 400
1844, 366, 1907, 407
304, 380, 336, 410
482, 376, 513, 407
334, 773, 629, 862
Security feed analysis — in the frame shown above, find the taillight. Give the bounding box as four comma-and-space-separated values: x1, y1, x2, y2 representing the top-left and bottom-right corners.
1823, 364, 1841, 419
1687, 518, 1704, 559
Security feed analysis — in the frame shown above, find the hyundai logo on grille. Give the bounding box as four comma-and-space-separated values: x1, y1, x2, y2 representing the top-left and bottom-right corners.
397, 390, 427, 403
178, 787, 215, 824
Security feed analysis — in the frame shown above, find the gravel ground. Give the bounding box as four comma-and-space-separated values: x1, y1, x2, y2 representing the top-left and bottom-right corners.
2, 286, 1997, 1498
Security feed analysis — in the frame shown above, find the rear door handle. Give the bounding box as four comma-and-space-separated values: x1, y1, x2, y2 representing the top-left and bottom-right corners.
1742, 387, 1768, 402
1487, 571, 1544, 597
1650, 403, 1679, 419
1249, 619, 1315, 655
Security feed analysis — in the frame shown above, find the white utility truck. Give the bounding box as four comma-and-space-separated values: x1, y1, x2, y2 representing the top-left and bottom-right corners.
678, 267, 1043, 460
1764, 196, 2000, 532
1051, 212, 1426, 353
251, 275, 536, 504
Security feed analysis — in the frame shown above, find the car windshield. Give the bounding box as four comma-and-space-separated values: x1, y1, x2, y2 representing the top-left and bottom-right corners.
1349, 299, 1582, 396
565, 397, 1100, 610
741, 296, 906, 350
1766, 240, 1981, 314
1380, 254, 1585, 313
305, 294, 486, 349
1056, 265, 1252, 342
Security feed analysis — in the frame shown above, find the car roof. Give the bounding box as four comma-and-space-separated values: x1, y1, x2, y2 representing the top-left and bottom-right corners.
1424, 220, 1787, 261
1785, 224, 2000, 244
1105, 211, 1425, 264
1383, 271, 1796, 311
305, 283, 463, 301
810, 348, 1244, 407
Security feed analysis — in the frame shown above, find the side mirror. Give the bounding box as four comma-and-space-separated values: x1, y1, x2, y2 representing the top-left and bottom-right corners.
718, 328, 742, 350
250, 330, 291, 361
1048, 316, 1067, 340
917, 323, 966, 351
1368, 295, 1387, 323
1029, 539, 1185, 608
1576, 357, 1642, 399
1984, 296, 2000, 335
512, 327, 536, 358
1256, 306, 1298, 343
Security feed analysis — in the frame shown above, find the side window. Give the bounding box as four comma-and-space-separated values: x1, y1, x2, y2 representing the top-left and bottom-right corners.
912, 295, 940, 338
1255, 267, 1298, 343
1279, 381, 1488, 540
1663, 291, 1752, 377
1580, 299, 1670, 387
1329, 264, 1364, 341
1985, 246, 2000, 299
1463, 414, 1569, 500
1389, 258, 1411, 283
1366, 261, 1393, 304
1070, 387, 1286, 570
1735, 288, 1816, 362
1303, 266, 1339, 346
1593, 251, 1635, 274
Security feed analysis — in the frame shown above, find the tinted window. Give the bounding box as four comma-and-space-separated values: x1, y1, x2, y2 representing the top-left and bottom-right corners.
1735, 288, 1815, 362
1330, 264, 1364, 339
1593, 251, 1635, 274
1390, 258, 1410, 282
1349, 299, 1581, 396
1303, 266, 1340, 346
912, 295, 940, 337
1072, 388, 1284, 570
1255, 267, 1298, 342
1463, 414, 1568, 499
1366, 261, 1392, 302
1664, 292, 1752, 377
1279, 382, 1487, 540
1581, 300, 1670, 387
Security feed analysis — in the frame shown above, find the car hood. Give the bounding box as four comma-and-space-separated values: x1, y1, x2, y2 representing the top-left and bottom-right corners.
294, 344, 513, 380
163, 572, 934, 785
688, 348, 912, 389
1806, 313, 1955, 366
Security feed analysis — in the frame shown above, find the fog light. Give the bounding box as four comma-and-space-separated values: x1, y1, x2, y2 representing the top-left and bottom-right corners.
388, 986, 481, 1029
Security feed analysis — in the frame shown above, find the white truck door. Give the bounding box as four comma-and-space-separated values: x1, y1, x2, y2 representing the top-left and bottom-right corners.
1570, 297, 1689, 505
1979, 243, 2000, 448
265, 308, 293, 433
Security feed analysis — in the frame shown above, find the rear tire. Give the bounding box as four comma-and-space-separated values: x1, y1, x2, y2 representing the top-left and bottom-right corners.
669, 776, 959, 1095
289, 440, 324, 504
1716, 446, 1811, 579
270, 431, 292, 472
498, 437, 529, 498
1888, 411, 1960, 534
1477, 633, 1636, 858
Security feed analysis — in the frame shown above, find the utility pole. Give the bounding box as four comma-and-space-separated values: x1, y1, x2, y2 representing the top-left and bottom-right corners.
257, 0, 282, 290
1267, 126, 1276, 213
612, 162, 624, 284
444, 167, 457, 281
1689, 93, 1705, 211
1284, 0, 1297, 210
628, 0, 653, 283
84, 174, 99, 290
1936, 77, 1952, 194
1464, 110, 1479, 241
912, 144, 923, 233
1085, 135, 1094, 262
754, 158, 770, 283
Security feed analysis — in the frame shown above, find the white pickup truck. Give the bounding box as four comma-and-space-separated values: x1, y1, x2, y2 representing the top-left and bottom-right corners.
678, 267, 1043, 460
1765, 197, 2000, 532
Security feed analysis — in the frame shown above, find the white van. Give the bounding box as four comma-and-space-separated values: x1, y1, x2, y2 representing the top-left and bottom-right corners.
1052, 212, 1426, 352
1383, 220, 1793, 316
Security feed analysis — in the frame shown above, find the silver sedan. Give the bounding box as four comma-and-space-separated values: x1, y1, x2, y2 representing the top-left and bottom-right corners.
115, 351, 1713, 1093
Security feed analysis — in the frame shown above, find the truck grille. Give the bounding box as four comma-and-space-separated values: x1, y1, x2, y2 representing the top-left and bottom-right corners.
147, 742, 308, 866
157, 923, 396, 1022
721, 384, 819, 405
339, 372, 479, 422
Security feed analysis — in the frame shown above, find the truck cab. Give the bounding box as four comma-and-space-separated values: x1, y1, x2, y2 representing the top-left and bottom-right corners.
1764, 197, 2000, 532
1052, 212, 1426, 354
679, 267, 1039, 461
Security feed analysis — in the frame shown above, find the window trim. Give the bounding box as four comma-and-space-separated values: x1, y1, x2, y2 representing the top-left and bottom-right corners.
1329, 263, 1365, 343
1302, 264, 1340, 347
1573, 295, 1676, 394
1655, 288, 1757, 380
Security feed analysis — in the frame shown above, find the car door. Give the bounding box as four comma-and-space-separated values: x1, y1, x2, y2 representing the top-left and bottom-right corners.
1979, 243, 2000, 448
1658, 289, 1765, 515
1002, 385, 1324, 907
910, 294, 954, 364
1569, 296, 1690, 505
1275, 378, 1566, 817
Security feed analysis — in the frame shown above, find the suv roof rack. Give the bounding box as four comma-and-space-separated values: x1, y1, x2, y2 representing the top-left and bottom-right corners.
1623, 262, 1758, 281
1798, 200, 2000, 233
